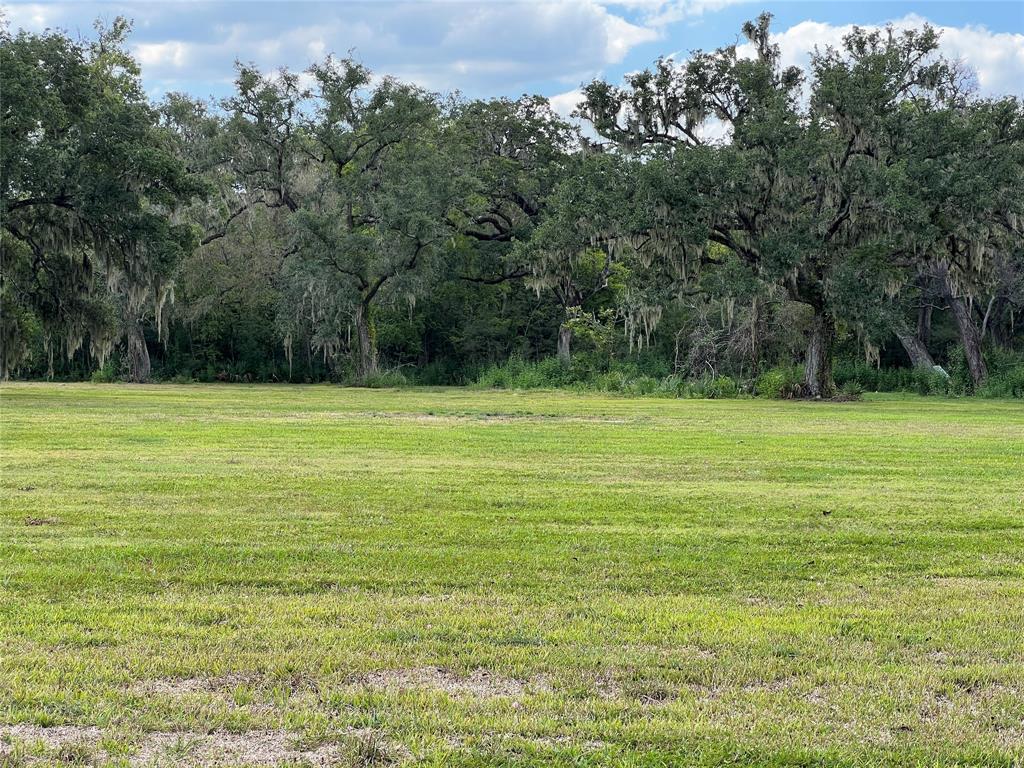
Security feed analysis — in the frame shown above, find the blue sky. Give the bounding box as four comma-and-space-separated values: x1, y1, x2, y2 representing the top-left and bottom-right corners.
3, 1, 1022, 111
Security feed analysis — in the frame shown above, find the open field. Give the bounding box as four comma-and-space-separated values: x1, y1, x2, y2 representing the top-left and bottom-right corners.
1, 384, 1023, 767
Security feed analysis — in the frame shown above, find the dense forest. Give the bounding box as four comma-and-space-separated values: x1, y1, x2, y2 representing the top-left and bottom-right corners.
2, 15, 1022, 397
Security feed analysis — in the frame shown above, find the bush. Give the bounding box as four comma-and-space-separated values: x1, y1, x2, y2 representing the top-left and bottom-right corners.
474, 356, 575, 390
755, 365, 804, 399
838, 380, 864, 400
704, 375, 738, 399
657, 374, 686, 398
89, 363, 116, 383
974, 348, 1024, 399
910, 367, 952, 396
835, 359, 956, 395
978, 364, 1024, 398
473, 356, 742, 398
625, 375, 659, 397
681, 374, 738, 399
591, 371, 627, 393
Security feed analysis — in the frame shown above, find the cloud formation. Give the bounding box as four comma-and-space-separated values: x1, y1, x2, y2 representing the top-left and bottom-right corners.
602, 0, 751, 27
3, 1, 1020, 105
2, 1, 663, 97
737, 15, 1024, 98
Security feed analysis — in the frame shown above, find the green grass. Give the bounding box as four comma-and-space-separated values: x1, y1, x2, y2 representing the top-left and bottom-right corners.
1, 383, 1022, 767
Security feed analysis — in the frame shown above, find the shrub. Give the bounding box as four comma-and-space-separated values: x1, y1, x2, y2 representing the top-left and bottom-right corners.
685, 374, 739, 399
978, 364, 1024, 398
592, 371, 626, 393
834, 358, 962, 395
521, 357, 572, 388
705, 375, 738, 399
625, 375, 659, 397
909, 367, 951, 396
838, 380, 864, 400
474, 362, 510, 389
755, 365, 804, 399
474, 356, 577, 390
657, 374, 686, 398
473, 356, 743, 398
89, 363, 116, 383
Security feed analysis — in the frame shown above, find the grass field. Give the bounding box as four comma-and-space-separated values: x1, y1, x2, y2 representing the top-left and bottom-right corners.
1, 383, 1022, 767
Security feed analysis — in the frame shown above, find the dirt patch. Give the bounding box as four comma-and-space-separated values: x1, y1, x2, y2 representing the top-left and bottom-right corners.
131, 730, 349, 767
0, 725, 399, 767
995, 725, 1024, 752
963, 682, 1024, 701
592, 672, 623, 700
803, 686, 830, 707
527, 734, 607, 750
741, 676, 796, 694
357, 667, 549, 699
133, 667, 556, 706
1, 724, 102, 748
23, 517, 57, 526
131, 673, 258, 697
613, 676, 800, 706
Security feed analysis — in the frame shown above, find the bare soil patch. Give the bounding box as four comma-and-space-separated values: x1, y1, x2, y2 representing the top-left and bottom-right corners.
357, 666, 549, 699
1, 725, 397, 767
131, 673, 258, 697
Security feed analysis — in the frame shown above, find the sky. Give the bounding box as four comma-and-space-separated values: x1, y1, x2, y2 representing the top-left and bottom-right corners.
3, 0, 1022, 116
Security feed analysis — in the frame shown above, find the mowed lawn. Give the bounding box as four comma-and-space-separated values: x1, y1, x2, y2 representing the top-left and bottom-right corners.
1, 384, 1022, 767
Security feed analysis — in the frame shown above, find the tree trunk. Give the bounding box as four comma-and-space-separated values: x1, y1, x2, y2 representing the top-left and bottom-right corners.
917, 303, 932, 347
804, 309, 835, 398
938, 270, 986, 387
126, 320, 151, 383
749, 296, 762, 376
894, 326, 936, 370
354, 303, 377, 380
557, 324, 572, 366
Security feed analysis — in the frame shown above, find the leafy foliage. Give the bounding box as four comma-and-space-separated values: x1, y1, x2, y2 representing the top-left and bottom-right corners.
2, 15, 1022, 398
1, 20, 203, 380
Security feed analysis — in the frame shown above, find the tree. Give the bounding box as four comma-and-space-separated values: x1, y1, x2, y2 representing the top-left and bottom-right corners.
450, 96, 575, 281
886, 99, 1024, 386
4, 13, 1021, 389
578, 14, 957, 396
283, 58, 466, 379
517, 151, 655, 364
162, 84, 299, 380
0, 20, 203, 380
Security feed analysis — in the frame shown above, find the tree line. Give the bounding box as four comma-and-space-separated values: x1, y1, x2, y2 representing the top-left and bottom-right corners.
2, 15, 1022, 396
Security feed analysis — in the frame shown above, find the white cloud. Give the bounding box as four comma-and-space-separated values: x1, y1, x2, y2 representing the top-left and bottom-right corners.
50, 0, 662, 98
695, 115, 730, 143
737, 15, 1024, 98
5, 2, 1020, 104
601, 0, 751, 27
134, 40, 192, 70
549, 87, 585, 120
1, 2, 52, 30
934, 22, 1024, 97
604, 14, 660, 63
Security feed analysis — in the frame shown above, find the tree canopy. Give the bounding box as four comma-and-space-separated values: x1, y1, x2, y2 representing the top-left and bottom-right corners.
2, 15, 1022, 395
1, 20, 204, 380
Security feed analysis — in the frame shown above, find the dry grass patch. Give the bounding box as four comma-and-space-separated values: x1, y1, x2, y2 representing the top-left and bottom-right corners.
0, 725, 402, 767
356, 667, 550, 700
